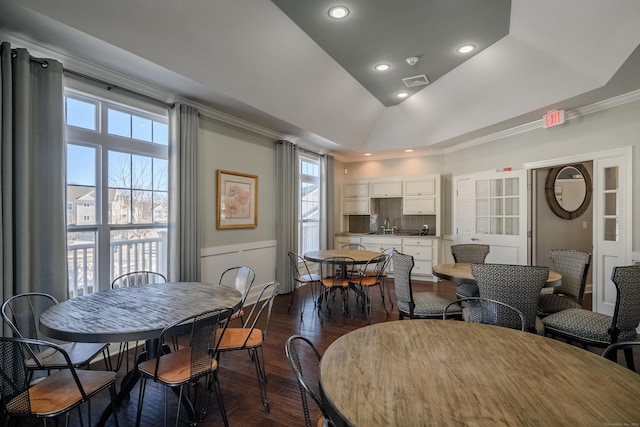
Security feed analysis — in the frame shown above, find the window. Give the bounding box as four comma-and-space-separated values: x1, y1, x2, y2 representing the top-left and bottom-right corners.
298, 154, 321, 254
65, 85, 169, 298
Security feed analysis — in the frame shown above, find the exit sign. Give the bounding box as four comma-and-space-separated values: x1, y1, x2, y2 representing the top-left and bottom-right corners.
544, 110, 565, 128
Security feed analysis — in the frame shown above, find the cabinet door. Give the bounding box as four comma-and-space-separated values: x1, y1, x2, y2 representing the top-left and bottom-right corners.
344, 182, 369, 198
403, 196, 436, 215
343, 198, 370, 214
370, 181, 402, 197
404, 178, 436, 196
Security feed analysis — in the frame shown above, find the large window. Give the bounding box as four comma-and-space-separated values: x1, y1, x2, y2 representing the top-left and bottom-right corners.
65, 84, 169, 297
298, 154, 321, 254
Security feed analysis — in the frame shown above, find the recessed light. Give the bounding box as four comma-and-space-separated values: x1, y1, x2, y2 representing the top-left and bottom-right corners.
328, 6, 349, 19
375, 63, 390, 71
405, 149, 414, 153
457, 44, 476, 54
363, 153, 372, 156
396, 91, 409, 98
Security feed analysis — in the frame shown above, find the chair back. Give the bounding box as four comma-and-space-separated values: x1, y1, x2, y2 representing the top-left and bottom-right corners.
340, 243, 365, 250
471, 264, 549, 331
354, 254, 388, 284
285, 335, 332, 427
288, 252, 316, 281
550, 249, 591, 304
320, 257, 355, 288
219, 266, 256, 306
444, 297, 526, 331
391, 251, 415, 314
111, 271, 167, 288
610, 264, 640, 341
451, 244, 490, 263
232, 282, 280, 346
2, 293, 58, 349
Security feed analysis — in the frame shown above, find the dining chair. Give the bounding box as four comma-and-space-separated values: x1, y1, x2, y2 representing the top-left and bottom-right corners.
0, 337, 119, 427
340, 243, 365, 250
349, 254, 389, 322
543, 264, 640, 370
218, 266, 256, 324
215, 281, 280, 413
471, 263, 549, 333
1, 292, 111, 372
285, 335, 335, 427
450, 244, 490, 299
136, 308, 232, 427
288, 252, 322, 319
537, 249, 591, 317
318, 257, 356, 320
443, 297, 526, 331
602, 341, 640, 373
110, 271, 168, 372
392, 251, 462, 319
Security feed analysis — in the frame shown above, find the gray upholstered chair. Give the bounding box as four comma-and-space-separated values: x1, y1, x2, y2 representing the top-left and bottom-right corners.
543, 264, 640, 369
451, 244, 490, 299
537, 249, 591, 317
288, 252, 322, 318
392, 251, 461, 320
471, 263, 549, 332
443, 297, 526, 331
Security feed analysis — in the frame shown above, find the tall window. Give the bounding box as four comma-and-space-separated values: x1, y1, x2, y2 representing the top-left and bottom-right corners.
298, 154, 321, 254
65, 84, 169, 297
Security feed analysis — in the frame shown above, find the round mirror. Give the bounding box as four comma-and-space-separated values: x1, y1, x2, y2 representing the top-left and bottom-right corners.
545, 164, 592, 219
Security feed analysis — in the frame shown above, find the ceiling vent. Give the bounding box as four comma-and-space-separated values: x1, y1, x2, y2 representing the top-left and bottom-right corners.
402, 74, 430, 88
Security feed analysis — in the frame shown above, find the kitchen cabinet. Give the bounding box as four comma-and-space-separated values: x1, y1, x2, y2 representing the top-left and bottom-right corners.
402, 237, 438, 281
343, 182, 369, 198
403, 176, 437, 196
370, 180, 402, 198
342, 198, 369, 215
403, 196, 436, 215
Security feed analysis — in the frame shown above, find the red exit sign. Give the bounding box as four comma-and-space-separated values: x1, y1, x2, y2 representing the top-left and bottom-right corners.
544, 110, 565, 128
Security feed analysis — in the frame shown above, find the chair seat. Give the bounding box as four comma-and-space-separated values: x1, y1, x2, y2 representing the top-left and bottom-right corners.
217, 327, 264, 350
139, 348, 217, 385
25, 342, 109, 370
398, 292, 462, 318
456, 283, 479, 298
542, 308, 638, 344
537, 293, 582, 316
298, 273, 322, 283
321, 278, 350, 288
6, 369, 116, 417
354, 276, 381, 287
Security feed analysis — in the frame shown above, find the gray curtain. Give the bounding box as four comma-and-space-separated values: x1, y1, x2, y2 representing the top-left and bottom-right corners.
1, 42, 67, 313
168, 104, 200, 282
275, 140, 298, 294
321, 154, 335, 249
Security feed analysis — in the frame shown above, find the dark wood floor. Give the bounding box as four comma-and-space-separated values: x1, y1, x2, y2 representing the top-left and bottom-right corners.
10, 279, 637, 426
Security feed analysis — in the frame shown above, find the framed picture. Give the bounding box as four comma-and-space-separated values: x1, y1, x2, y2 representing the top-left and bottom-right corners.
217, 169, 258, 229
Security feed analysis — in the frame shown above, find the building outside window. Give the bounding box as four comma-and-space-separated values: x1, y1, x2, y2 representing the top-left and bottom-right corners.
65, 82, 169, 298
298, 154, 321, 254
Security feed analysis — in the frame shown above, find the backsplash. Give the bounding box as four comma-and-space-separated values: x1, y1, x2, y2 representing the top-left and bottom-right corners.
348, 198, 436, 234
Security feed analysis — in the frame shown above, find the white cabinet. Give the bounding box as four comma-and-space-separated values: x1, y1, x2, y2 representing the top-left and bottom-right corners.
342, 198, 370, 215
401, 238, 438, 281
343, 182, 369, 198
403, 177, 437, 196
403, 196, 436, 215
336, 235, 362, 249
370, 180, 402, 198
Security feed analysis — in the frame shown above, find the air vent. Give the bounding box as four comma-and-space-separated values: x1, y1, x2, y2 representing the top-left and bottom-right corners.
402, 74, 430, 88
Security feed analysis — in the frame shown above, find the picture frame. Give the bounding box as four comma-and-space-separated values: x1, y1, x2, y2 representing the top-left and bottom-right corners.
217, 169, 258, 229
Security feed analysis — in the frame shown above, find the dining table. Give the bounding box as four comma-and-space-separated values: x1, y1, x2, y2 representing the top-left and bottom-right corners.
432, 262, 562, 287
319, 319, 640, 426
39, 281, 243, 427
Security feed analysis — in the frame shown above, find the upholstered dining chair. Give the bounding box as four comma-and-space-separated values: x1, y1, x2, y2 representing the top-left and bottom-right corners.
285, 335, 335, 427
392, 251, 462, 320
543, 264, 640, 370
471, 263, 549, 333
450, 244, 490, 299
136, 308, 232, 427
0, 337, 119, 427
602, 341, 640, 372
349, 254, 389, 322
2, 292, 111, 372
215, 281, 280, 414
537, 249, 591, 317
288, 252, 322, 318
218, 266, 256, 324
443, 297, 526, 331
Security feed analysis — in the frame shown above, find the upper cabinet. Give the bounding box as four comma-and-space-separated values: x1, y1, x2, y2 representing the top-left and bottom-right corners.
403, 177, 437, 196
343, 182, 369, 198
370, 180, 403, 198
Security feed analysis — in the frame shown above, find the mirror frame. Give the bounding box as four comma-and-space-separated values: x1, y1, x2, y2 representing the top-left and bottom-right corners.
544, 164, 592, 220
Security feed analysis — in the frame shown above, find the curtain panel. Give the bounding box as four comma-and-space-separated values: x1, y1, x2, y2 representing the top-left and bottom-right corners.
275, 140, 298, 294
1, 42, 67, 316
168, 104, 200, 282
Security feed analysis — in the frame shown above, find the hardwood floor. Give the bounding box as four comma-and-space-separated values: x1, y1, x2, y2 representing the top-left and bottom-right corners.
11, 279, 637, 426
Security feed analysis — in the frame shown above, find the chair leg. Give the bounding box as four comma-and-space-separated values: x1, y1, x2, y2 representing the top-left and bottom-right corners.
288, 282, 297, 314
109, 383, 120, 427
210, 370, 230, 427
251, 346, 270, 413
136, 377, 148, 427
624, 348, 636, 371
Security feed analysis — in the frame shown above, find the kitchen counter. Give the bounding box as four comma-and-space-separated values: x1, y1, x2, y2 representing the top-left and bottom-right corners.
336, 232, 436, 237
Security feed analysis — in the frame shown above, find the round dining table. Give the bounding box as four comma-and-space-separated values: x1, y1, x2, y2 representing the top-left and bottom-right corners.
304, 249, 383, 264
40, 282, 243, 426
432, 262, 562, 287
320, 320, 640, 426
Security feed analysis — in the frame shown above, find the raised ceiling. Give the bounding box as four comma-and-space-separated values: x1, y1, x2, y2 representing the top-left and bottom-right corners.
270, 0, 511, 107
1, 0, 639, 161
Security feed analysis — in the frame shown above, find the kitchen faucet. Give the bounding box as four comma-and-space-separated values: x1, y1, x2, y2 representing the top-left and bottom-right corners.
382, 218, 393, 234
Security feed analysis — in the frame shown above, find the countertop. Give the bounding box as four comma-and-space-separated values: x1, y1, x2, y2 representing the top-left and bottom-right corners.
336, 232, 437, 238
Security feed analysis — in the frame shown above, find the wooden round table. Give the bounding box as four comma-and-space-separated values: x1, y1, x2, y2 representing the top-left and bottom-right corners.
433, 262, 562, 287
320, 320, 640, 426
304, 249, 383, 264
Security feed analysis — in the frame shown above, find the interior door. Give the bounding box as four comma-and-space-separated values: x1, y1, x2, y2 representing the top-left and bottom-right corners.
454, 170, 528, 265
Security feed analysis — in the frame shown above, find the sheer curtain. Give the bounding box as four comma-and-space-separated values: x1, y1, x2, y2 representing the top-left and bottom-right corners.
1, 42, 67, 311
275, 140, 298, 294
168, 104, 200, 282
